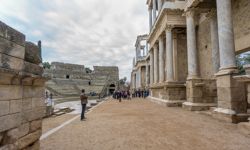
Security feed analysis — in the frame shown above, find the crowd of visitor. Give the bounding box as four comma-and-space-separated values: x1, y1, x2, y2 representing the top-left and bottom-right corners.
112, 89, 150, 102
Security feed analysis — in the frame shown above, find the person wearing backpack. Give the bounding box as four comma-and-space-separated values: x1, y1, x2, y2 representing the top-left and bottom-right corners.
80, 89, 88, 121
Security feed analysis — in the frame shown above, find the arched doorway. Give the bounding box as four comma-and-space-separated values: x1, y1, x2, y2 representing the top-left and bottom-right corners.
109, 84, 116, 95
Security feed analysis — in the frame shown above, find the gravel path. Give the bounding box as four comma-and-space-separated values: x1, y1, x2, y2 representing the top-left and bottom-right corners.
40, 98, 250, 150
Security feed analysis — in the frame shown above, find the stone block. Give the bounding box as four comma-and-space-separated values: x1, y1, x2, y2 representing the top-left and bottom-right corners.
0, 101, 9, 116
24, 42, 41, 64
23, 86, 33, 98
0, 21, 25, 46
22, 98, 32, 111
0, 70, 17, 85
217, 87, 246, 102
33, 78, 47, 86
0, 132, 3, 143
0, 53, 24, 71
32, 87, 45, 98
0, 85, 22, 101
10, 100, 22, 114
21, 107, 45, 123
17, 130, 41, 150
0, 113, 21, 132
0, 37, 25, 59
30, 120, 42, 132
32, 98, 45, 108
0, 144, 18, 150
4, 123, 29, 144
23, 140, 40, 150
23, 61, 43, 75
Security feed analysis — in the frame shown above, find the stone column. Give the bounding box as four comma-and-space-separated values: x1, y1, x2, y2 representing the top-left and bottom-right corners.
153, 45, 159, 83
159, 36, 165, 83
186, 10, 199, 78
145, 62, 148, 86
209, 9, 220, 74
166, 26, 174, 82
149, 7, 153, 31
216, 0, 236, 70
150, 50, 154, 84
157, 0, 162, 11
153, 0, 157, 23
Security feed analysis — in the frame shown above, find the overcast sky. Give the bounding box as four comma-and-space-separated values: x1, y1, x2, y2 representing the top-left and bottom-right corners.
0, 0, 148, 81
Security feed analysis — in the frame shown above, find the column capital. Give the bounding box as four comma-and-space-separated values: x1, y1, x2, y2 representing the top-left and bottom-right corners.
184, 8, 197, 18
206, 8, 217, 20
165, 25, 174, 32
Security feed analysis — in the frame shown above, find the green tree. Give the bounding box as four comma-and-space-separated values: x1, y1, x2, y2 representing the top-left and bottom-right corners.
236, 53, 250, 75
42, 62, 51, 69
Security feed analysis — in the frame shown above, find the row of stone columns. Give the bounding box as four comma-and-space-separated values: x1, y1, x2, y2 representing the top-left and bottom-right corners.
148, 0, 163, 31
185, 0, 236, 79
148, 26, 175, 85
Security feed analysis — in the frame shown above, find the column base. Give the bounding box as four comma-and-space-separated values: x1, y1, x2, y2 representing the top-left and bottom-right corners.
183, 102, 217, 111
212, 108, 250, 123
148, 96, 185, 107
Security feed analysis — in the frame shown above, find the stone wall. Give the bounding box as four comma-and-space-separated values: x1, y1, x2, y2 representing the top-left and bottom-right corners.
232, 0, 250, 53
0, 21, 46, 150
176, 32, 188, 82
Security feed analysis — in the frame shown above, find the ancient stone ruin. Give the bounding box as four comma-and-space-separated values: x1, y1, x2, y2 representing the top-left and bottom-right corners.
44, 62, 119, 97
132, 0, 250, 123
0, 21, 47, 149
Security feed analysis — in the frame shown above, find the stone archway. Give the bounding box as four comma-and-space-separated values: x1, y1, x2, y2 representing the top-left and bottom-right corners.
109, 84, 116, 94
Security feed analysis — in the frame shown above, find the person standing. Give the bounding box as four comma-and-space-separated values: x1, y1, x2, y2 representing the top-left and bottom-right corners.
80, 89, 88, 121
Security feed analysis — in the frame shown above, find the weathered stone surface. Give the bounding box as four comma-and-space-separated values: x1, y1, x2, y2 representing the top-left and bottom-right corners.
0, 21, 25, 46
32, 87, 45, 98
0, 132, 3, 143
0, 37, 25, 59
17, 130, 41, 150
32, 98, 45, 108
0, 113, 21, 132
24, 42, 41, 64
22, 98, 32, 111
30, 120, 42, 132
17, 130, 42, 149
10, 100, 22, 114
0, 101, 9, 116
23, 140, 40, 150
4, 123, 29, 144
23, 61, 43, 75
21, 107, 45, 123
0, 144, 18, 150
0, 53, 24, 71
0, 85, 22, 101
23, 86, 33, 99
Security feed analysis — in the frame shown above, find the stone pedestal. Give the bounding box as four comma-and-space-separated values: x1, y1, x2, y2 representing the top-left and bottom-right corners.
149, 82, 186, 107
213, 70, 248, 123
183, 78, 217, 111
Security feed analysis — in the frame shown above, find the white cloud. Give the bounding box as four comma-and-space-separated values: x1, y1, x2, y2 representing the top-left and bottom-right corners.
0, 0, 148, 81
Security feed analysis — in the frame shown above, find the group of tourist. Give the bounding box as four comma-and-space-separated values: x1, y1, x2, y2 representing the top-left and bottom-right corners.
132, 89, 150, 98
112, 89, 150, 102
113, 90, 131, 102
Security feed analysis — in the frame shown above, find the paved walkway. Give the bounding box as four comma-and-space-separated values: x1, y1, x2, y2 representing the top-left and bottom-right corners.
40, 99, 250, 150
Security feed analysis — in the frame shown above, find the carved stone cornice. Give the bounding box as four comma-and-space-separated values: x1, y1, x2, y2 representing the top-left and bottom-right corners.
206, 8, 217, 20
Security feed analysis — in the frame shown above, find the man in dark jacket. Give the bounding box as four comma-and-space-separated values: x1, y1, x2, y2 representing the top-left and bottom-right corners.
80, 89, 88, 121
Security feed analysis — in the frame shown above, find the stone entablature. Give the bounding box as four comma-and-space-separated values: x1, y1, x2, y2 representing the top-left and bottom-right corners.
0, 21, 46, 149
147, 9, 186, 49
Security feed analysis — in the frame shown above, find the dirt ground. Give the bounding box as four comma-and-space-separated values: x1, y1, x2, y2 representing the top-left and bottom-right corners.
40, 98, 250, 150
